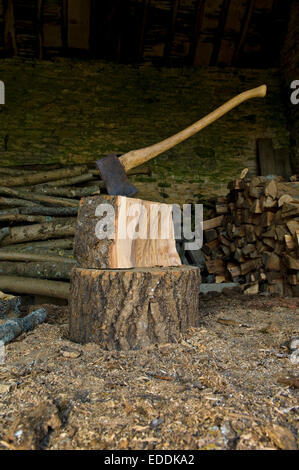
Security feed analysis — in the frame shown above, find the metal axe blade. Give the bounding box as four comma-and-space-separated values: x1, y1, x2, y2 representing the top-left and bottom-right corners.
96, 154, 138, 196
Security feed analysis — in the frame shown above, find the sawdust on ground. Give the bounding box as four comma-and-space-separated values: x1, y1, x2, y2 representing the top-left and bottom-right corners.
0, 293, 298, 450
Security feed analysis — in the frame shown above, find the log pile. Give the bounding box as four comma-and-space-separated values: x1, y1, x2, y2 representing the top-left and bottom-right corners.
0, 165, 102, 296
200, 175, 299, 296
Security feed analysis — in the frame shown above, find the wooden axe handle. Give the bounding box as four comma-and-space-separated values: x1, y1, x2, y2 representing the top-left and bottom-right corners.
120, 84, 267, 172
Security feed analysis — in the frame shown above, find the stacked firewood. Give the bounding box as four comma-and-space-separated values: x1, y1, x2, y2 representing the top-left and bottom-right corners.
201, 175, 299, 296
0, 165, 104, 296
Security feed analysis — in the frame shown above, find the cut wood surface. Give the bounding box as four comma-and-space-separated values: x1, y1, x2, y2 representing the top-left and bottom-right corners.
69, 265, 201, 350
74, 196, 181, 269
202, 215, 224, 230
200, 174, 299, 296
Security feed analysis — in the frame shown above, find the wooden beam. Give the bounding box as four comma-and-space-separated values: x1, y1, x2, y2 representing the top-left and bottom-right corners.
139, 0, 151, 60
4, 0, 18, 56
61, 0, 68, 55
192, 0, 206, 66
37, 0, 44, 59
210, 0, 231, 65
233, 0, 255, 65
164, 0, 180, 59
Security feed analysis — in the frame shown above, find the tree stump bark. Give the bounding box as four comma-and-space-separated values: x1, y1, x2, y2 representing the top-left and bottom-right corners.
69, 265, 201, 350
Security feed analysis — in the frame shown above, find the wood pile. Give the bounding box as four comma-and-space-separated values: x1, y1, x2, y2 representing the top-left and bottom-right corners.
0, 165, 103, 296
200, 174, 299, 296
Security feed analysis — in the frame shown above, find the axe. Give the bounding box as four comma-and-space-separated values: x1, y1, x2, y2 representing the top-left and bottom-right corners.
96, 84, 267, 196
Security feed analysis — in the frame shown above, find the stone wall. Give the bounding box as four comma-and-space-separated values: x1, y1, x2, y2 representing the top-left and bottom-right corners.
0, 58, 290, 201
281, 0, 299, 173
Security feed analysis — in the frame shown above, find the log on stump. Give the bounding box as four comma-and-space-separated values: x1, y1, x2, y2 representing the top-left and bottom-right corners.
74, 196, 181, 269
69, 265, 201, 350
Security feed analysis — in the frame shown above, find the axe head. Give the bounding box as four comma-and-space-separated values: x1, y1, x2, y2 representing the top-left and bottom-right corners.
96, 154, 138, 196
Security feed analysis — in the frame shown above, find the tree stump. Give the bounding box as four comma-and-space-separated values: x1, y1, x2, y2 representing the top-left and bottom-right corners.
69, 265, 201, 350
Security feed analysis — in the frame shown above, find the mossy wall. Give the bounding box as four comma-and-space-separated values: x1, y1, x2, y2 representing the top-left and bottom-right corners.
0, 58, 290, 200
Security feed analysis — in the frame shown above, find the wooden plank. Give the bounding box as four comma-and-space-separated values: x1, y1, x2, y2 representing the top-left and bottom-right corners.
4, 0, 18, 56
164, 0, 179, 59
68, 0, 90, 50
257, 138, 276, 176
192, 0, 206, 65
217, 0, 247, 65
233, 0, 255, 65
61, 0, 68, 54
139, 0, 151, 60
273, 148, 292, 178
210, 0, 231, 65
37, 0, 44, 59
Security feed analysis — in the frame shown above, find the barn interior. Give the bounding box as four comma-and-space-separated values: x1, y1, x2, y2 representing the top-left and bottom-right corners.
0, 0, 298, 199
0, 1, 298, 452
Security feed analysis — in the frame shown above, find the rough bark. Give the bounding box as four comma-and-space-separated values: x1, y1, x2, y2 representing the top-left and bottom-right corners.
2, 166, 88, 187
0, 250, 75, 264
0, 197, 37, 207
69, 265, 201, 350
0, 260, 72, 280
0, 186, 79, 207
0, 238, 74, 252
32, 185, 100, 199
0, 219, 77, 246
19, 206, 78, 217
0, 276, 69, 299
36, 172, 96, 187
0, 308, 47, 344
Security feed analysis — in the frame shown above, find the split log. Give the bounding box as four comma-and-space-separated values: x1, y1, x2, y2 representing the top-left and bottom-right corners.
0, 308, 47, 344
0, 219, 77, 246
0, 276, 70, 299
284, 254, 299, 270
69, 265, 201, 350
74, 196, 181, 269
2, 166, 88, 187
281, 202, 299, 218
202, 216, 223, 230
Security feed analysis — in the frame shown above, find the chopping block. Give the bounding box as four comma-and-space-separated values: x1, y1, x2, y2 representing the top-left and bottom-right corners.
69, 265, 201, 350
69, 195, 201, 350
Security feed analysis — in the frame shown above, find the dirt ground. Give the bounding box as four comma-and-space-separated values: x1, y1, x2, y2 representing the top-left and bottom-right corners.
0, 293, 298, 451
